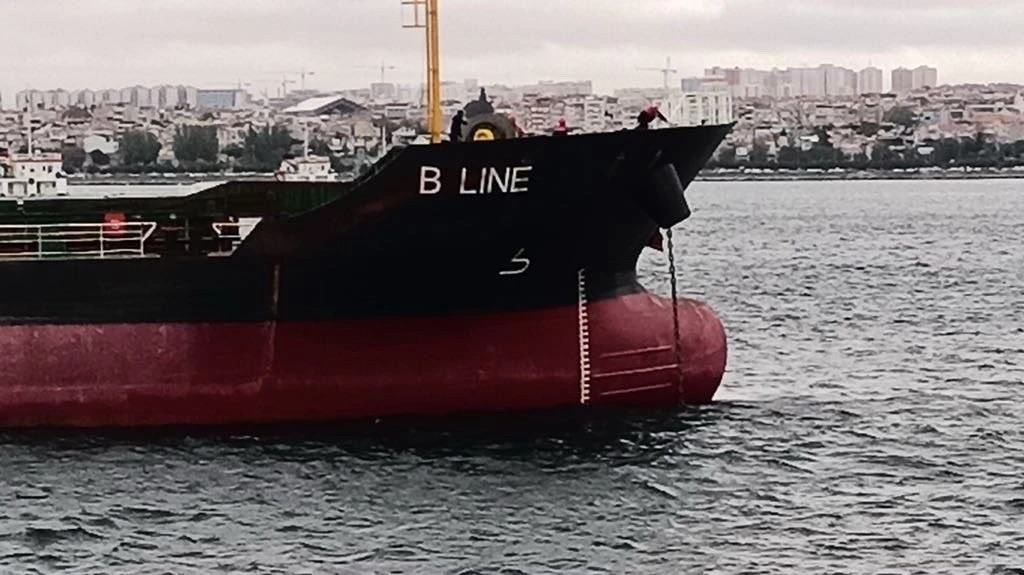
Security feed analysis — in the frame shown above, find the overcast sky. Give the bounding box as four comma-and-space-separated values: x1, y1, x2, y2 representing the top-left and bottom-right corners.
2, 0, 1022, 104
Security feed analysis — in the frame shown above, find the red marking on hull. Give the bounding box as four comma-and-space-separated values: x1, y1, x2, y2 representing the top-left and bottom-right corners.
0, 293, 726, 428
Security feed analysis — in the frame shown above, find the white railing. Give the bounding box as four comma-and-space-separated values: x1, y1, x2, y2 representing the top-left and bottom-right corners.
210, 218, 263, 255
0, 221, 158, 260
209, 221, 243, 256
211, 222, 242, 240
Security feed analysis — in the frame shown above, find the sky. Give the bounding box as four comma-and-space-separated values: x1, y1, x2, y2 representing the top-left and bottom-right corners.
2, 0, 1022, 104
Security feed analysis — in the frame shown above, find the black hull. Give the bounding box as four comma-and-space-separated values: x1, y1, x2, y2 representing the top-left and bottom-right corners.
0, 125, 731, 326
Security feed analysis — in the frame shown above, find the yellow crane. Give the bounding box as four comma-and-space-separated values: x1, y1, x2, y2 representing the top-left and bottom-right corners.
402, 0, 442, 143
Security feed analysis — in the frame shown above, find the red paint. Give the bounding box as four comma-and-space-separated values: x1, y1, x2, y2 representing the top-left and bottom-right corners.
646, 231, 664, 251
103, 212, 125, 235
0, 293, 726, 429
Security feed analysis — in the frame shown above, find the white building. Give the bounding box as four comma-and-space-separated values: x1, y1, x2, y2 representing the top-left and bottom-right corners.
913, 66, 938, 90
521, 80, 593, 98
560, 95, 618, 132
660, 87, 733, 126
152, 85, 182, 109
52, 90, 71, 108
370, 82, 397, 103
383, 102, 413, 121
440, 81, 462, 101
705, 64, 865, 99
792, 67, 828, 98
858, 67, 884, 94
15, 90, 43, 111
195, 89, 248, 110
73, 89, 97, 107
82, 133, 119, 155
179, 86, 199, 109
118, 87, 134, 106
822, 65, 858, 97
526, 99, 554, 133
100, 89, 122, 104
581, 96, 614, 132
892, 68, 914, 94
128, 86, 152, 108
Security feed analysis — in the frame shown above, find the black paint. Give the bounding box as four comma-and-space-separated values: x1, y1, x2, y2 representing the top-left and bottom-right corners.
0, 125, 732, 326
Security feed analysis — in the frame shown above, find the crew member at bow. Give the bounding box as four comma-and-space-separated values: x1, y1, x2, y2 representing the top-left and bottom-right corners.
636, 105, 668, 130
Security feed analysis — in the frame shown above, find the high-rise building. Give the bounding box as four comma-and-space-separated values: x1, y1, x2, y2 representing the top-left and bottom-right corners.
704, 63, 861, 99
15, 90, 41, 110
892, 66, 938, 93
891, 67, 914, 93
370, 82, 397, 102
680, 77, 705, 93
913, 66, 938, 90
100, 89, 122, 104
702, 67, 768, 99
72, 89, 97, 107
151, 85, 182, 108
790, 67, 827, 97
857, 67, 883, 94
821, 64, 858, 97
195, 89, 248, 110
179, 86, 199, 109
521, 80, 593, 98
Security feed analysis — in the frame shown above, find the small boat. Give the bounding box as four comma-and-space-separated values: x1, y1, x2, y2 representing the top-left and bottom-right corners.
274, 154, 340, 182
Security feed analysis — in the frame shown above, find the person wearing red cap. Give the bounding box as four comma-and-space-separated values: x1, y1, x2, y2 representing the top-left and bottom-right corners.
636, 105, 668, 130
552, 118, 569, 136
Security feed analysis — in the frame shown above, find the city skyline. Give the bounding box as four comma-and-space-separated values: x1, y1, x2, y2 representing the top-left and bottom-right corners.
5, 62, 944, 112
3, 0, 1024, 106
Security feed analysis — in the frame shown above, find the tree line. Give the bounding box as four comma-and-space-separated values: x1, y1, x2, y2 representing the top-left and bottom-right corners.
59, 125, 307, 174
707, 104, 1024, 170
709, 131, 1024, 171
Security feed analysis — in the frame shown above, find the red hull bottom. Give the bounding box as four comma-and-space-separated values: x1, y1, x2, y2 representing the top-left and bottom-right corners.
0, 293, 727, 428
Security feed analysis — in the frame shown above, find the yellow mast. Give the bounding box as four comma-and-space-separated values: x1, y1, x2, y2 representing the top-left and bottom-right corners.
402, 0, 443, 143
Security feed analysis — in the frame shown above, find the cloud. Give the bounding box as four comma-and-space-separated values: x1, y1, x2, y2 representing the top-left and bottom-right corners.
2, 0, 1024, 102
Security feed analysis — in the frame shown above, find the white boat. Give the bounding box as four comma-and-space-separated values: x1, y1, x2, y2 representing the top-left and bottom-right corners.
273, 118, 343, 182
0, 152, 69, 198
273, 154, 339, 182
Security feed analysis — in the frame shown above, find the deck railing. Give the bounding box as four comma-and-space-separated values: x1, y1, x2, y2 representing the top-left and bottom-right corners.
211, 222, 242, 240
0, 222, 158, 260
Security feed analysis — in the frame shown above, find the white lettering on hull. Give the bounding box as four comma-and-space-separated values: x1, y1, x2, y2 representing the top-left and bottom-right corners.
498, 248, 530, 276
418, 165, 533, 195
419, 166, 442, 194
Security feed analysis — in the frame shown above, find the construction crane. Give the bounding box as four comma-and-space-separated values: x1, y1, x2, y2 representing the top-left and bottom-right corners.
357, 61, 397, 83
289, 68, 316, 91
204, 79, 252, 91
279, 77, 295, 98
256, 69, 316, 95
637, 56, 678, 89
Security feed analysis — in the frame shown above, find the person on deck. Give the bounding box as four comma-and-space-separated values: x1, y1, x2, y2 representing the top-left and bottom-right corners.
449, 110, 467, 142
636, 105, 668, 130
509, 115, 527, 137
553, 118, 569, 136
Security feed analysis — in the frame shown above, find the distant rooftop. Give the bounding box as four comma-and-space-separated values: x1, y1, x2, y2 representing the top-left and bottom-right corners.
282, 95, 367, 116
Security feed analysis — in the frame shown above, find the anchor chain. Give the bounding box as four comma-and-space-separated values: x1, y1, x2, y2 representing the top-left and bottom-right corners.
665, 227, 685, 399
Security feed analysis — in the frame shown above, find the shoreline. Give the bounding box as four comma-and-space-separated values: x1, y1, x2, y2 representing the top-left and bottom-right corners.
65, 168, 1024, 186
696, 169, 1024, 182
